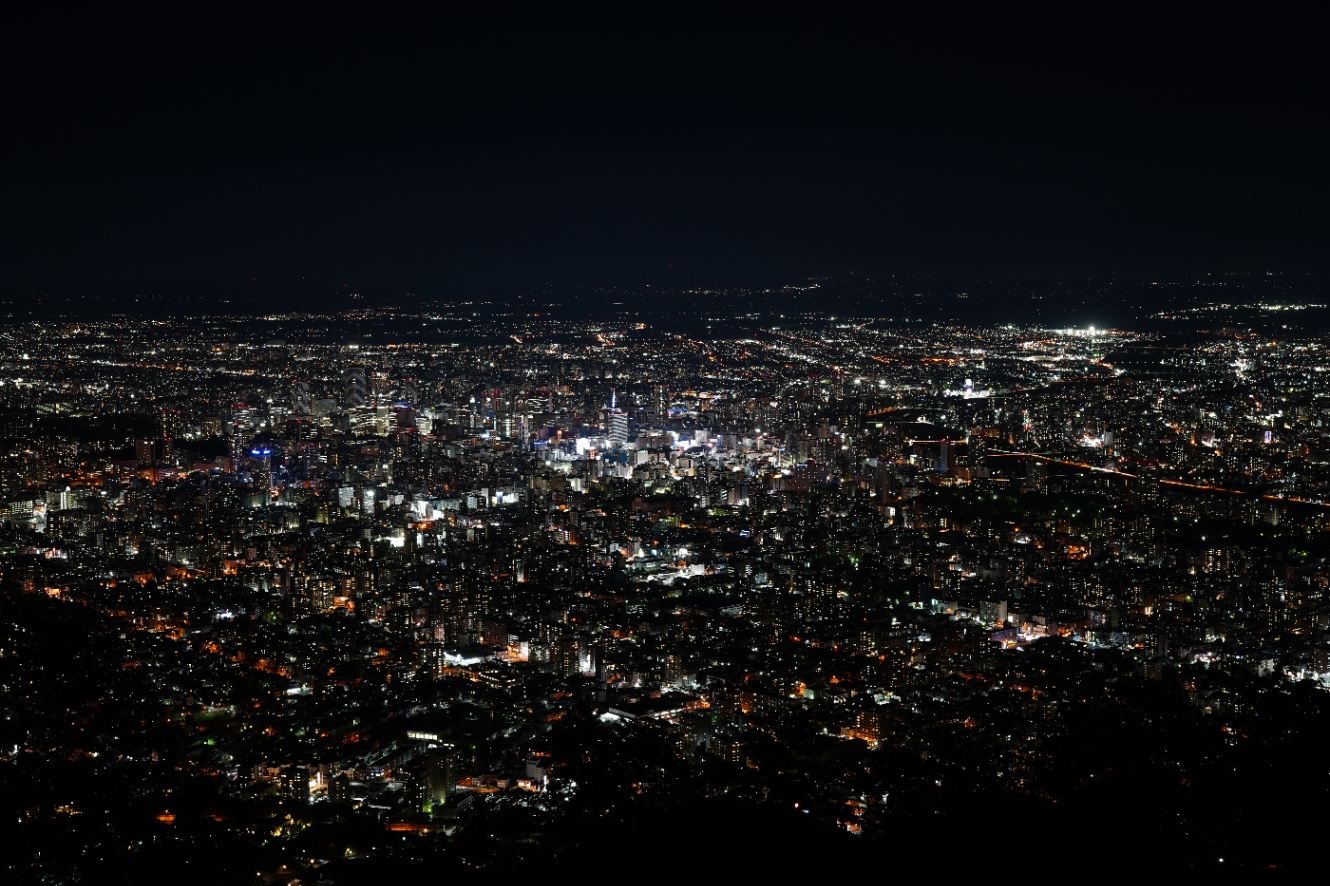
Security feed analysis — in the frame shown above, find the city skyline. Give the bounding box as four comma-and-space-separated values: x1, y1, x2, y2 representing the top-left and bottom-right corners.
5, 295, 1330, 878
5, 6, 1330, 881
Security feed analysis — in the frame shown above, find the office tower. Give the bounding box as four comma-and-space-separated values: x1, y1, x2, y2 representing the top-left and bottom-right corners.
343, 366, 369, 408
608, 388, 628, 448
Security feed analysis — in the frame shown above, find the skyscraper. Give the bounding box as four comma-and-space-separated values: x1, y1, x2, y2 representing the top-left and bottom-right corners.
937, 439, 955, 473
607, 388, 628, 448
343, 366, 369, 408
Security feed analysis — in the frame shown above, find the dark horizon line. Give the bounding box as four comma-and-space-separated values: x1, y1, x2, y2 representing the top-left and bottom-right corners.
2, 266, 1323, 300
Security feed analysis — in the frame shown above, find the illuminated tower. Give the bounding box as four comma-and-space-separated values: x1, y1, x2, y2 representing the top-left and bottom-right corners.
291, 380, 312, 415
250, 444, 273, 497
425, 747, 454, 811
228, 404, 253, 469
607, 388, 628, 449
136, 438, 156, 468
652, 382, 668, 422
343, 366, 368, 408
159, 406, 179, 464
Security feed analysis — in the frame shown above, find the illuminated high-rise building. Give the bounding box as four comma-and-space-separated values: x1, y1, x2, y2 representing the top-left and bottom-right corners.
607, 388, 628, 448
938, 438, 955, 473
249, 443, 273, 496
291, 380, 312, 414
136, 438, 156, 467
343, 366, 368, 408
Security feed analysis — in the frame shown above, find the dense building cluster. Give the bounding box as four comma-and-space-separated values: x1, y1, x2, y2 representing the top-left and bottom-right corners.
5, 288, 1330, 880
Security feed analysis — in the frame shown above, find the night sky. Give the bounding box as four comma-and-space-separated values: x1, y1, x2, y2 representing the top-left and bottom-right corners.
4, 4, 1327, 304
